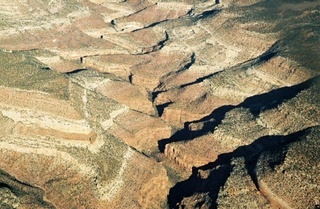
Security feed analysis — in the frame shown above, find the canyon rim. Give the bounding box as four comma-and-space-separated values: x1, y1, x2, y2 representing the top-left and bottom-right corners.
0, 0, 319, 208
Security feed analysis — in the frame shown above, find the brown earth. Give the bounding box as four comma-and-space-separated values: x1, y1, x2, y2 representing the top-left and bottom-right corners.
0, 0, 319, 208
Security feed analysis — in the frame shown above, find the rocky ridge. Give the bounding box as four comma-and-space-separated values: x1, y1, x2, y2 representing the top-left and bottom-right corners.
0, 0, 319, 208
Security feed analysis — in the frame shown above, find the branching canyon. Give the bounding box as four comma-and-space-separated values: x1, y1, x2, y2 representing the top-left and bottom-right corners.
0, 0, 319, 208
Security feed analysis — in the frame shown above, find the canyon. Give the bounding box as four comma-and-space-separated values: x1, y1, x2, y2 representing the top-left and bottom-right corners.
0, 0, 319, 208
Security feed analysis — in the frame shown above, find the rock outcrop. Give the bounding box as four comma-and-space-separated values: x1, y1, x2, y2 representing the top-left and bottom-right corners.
0, 0, 319, 208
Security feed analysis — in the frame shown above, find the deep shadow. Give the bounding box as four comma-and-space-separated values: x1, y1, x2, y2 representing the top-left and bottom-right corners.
255, 41, 280, 63
194, 9, 221, 21
158, 105, 233, 152
41, 67, 51, 71
167, 127, 311, 209
0, 182, 11, 189
128, 73, 133, 84
157, 31, 169, 49
158, 76, 318, 152
180, 71, 222, 89
168, 163, 233, 209
151, 90, 166, 102
175, 52, 196, 74
156, 101, 174, 117
241, 75, 318, 117
66, 68, 87, 76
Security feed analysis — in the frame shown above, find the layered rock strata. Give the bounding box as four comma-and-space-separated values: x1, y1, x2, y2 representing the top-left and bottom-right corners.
0, 0, 319, 208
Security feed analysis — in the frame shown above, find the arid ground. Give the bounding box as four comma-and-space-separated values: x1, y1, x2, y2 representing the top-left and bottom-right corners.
0, 0, 319, 208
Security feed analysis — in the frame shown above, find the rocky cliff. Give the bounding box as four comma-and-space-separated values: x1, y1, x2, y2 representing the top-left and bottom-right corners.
0, 0, 319, 208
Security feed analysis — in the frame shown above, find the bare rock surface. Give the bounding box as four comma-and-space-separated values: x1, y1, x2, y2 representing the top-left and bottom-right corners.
109, 109, 172, 155
0, 0, 319, 208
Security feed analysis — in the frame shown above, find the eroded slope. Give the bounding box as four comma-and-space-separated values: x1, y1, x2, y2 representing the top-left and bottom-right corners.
0, 0, 319, 208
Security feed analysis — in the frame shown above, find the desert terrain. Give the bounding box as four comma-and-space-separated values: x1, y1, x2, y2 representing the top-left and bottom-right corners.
0, 0, 319, 208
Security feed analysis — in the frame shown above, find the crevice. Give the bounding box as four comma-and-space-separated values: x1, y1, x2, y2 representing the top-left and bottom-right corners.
41, 67, 51, 71
186, 7, 195, 16
0, 182, 12, 190
150, 87, 168, 103
155, 30, 169, 50
194, 9, 221, 21
140, 19, 170, 31
179, 70, 222, 88
176, 52, 196, 74
156, 101, 173, 117
256, 41, 280, 63
128, 73, 133, 84
65, 68, 87, 76
157, 52, 196, 88
134, 31, 169, 55
151, 90, 162, 102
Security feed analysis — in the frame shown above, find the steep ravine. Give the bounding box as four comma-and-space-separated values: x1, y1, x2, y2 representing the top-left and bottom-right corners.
0, 0, 318, 208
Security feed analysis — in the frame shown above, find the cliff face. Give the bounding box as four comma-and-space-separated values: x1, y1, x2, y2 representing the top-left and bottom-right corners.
0, 0, 319, 208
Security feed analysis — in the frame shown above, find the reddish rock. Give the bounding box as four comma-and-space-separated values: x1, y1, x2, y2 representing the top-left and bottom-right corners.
109, 110, 172, 154
97, 80, 157, 115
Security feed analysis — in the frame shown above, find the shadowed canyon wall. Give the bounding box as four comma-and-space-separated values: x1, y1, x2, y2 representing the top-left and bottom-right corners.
0, 0, 319, 208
